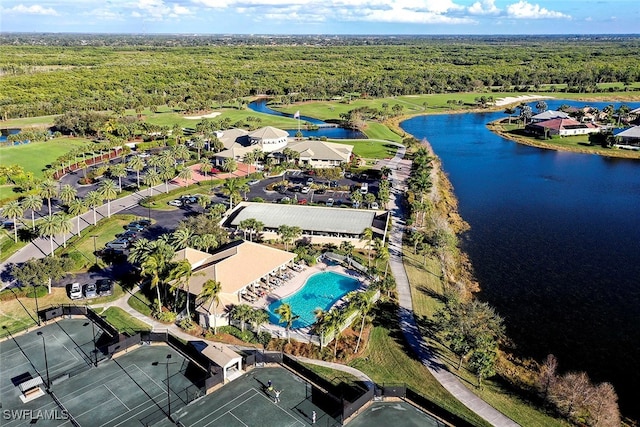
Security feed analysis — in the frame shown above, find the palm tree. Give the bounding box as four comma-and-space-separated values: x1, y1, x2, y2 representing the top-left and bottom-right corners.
141, 254, 164, 308
38, 214, 60, 256
360, 227, 374, 267
198, 279, 222, 333
275, 303, 299, 343
143, 169, 161, 196
4, 201, 23, 242
251, 309, 269, 335
85, 190, 103, 225
109, 163, 127, 192
169, 260, 195, 318
347, 291, 374, 353
177, 166, 193, 186
192, 136, 206, 160
172, 144, 191, 165
222, 158, 237, 173
127, 238, 154, 265
196, 194, 210, 213
231, 304, 254, 332
159, 166, 174, 194
98, 179, 118, 218
278, 225, 301, 251
67, 198, 86, 236
147, 154, 163, 173
38, 179, 58, 216
199, 158, 212, 178
21, 194, 43, 229
326, 309, 346, 357
350, 190, 363, 207
58, 184, 77, 206
313, 308, 331, 350
374, 239, 390, 278
171, 228, 194, 249
340, 240, 355, 266
222, 178, 241, 209
54, 213, 72, 248
127, 156, 145, 188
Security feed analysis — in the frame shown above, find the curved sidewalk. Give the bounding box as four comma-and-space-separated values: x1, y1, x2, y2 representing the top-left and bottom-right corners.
386, 147, 520, 427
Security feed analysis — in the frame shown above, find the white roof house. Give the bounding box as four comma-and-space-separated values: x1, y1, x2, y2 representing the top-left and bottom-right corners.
285, 140, 353, 168
531, 110, 570, 123
615, 126, 640, 148
248, 126, 289, 152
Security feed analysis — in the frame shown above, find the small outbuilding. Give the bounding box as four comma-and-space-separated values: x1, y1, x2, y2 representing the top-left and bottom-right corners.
201, 343, 243, 383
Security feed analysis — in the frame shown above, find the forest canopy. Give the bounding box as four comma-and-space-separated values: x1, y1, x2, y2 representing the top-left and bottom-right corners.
1, 34, 639, 119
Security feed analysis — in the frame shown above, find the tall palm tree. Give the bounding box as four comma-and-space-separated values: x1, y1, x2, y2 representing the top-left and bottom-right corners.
238, 181, 250, 202
21, 194, 43, 229
143, 169, 161, 196
326, 309, 346, 357
67, 198, 87, 237
196, 194, 210, 212
231, 304, 254, 332
127, 238, 154, 265
109, 163, 127, 192
275, 303, 299, 343
38, 179, 58, 216
127, 156, 145, 188
192, 136, 206, 160
159, 166, 174, 194
340, 240, 355, 265
177, 166, 193, 186
199, 158, 212, 178
252, 309, 269, 335
222, 178, 241, 209
98, 179, 118, 218
58, 184, 77, 206
376, 246, 390, 279
4, 201, 23, 243
38, 214, 60, 256
347, 291, 374, 353
147, 154, 163, 173
198, 279, 221, 333
85, 190, 103, 225
141, 254, 164, 309
168, 260, 194, 317
360, 227, 374, 267
171, 228, 194, 250
54, 213, 72, 248
172, 144, 191, 165
222, 158, 237, 173
313, 308, 330, 350
191, 233, 218, 253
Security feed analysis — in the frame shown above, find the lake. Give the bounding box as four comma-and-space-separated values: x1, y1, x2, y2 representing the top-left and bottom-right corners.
400, 99, 640, 420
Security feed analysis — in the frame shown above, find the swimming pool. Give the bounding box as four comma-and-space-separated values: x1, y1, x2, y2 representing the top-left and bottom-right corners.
267, 271, 362, 329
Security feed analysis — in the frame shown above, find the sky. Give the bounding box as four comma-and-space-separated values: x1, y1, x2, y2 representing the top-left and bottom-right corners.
1, 0, 638, 35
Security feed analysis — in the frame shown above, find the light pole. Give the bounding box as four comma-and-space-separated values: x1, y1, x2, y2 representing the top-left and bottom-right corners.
166, 354, 172, 419
91, 235, 98, 264
37, 331, 50, 390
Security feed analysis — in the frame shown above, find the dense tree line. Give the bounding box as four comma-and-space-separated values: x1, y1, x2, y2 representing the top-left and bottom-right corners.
1, 36, 639, 119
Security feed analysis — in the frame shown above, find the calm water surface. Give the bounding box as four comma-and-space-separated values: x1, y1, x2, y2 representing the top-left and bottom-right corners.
401, 100, 640, 419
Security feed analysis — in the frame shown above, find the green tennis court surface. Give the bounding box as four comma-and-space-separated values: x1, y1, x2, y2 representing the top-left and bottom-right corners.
1, 319, 205, 427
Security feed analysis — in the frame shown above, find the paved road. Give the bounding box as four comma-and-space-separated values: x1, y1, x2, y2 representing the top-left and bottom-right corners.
385, 146, 520, 427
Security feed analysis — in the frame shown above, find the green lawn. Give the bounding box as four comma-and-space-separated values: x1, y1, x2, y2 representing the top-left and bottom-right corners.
0, 137, 90, 176
362, 121, 403, 143
330, 139, 398, 159
101, 306, 152, 334
127, 291, 154, 317
144, 107, 300, 130
1, 115, 59, 128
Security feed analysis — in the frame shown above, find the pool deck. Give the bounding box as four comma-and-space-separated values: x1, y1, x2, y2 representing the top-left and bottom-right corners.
250, 260, 368, 338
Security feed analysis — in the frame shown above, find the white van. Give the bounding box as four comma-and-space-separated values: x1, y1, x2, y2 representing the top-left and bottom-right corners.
106, 239, 129, 250
360, 183, 368, 194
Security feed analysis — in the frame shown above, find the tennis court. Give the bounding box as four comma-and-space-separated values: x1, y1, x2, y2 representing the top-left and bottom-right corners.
1, 319, 206, 427
347, 401, 445, 427
156, 366, 341, 427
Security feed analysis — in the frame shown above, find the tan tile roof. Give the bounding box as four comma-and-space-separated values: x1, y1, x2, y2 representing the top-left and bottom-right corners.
287, 140, 352, 162
249, 126, 289, 140
202, 343, 242, 368
183, 241, 296, 299
173, 248, 214, 269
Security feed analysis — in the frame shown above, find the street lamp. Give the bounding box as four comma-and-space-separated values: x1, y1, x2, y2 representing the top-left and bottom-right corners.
166, 354, 172, 419
37, 331, 50, 390
91, 235, 98, 264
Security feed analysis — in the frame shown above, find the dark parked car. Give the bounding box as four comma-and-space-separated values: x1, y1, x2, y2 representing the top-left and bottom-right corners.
126, 223, 145, 231
315, 188, 326, 195
84, 283, 97, 298
96, 279, 113, 296
129, 219, 151, 228
117, 230, 138, 241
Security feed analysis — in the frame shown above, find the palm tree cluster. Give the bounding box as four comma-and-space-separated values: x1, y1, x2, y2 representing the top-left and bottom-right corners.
407, 148, 433, 227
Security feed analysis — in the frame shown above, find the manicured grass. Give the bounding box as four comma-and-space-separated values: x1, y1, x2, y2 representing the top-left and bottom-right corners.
127, 291, 154, 317
59, 214, 138, 270
144, 108, 299, 130
300, 362, 361, 387
101, 306, 151, 334
362, 121, 403, 143
330, 139, 398, 160
1, 115, 59, 128
350, 323, 491, 427
0, 229, 30, 262
401, 247, 569, 426
0, 137, 91, 176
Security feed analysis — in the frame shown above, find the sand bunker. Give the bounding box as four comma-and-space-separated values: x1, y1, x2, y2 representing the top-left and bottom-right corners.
184, 112, 222, 120
494, 95, 554, 107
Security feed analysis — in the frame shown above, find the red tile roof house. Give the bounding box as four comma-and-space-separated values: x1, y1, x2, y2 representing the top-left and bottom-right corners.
526, 118, 600, 137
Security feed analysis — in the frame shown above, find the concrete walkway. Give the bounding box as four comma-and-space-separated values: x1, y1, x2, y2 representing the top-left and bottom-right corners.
0, 183, 180, 287
385, 146, 520, 427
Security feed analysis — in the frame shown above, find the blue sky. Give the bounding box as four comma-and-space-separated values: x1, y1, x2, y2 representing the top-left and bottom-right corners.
1, 0, 638, 35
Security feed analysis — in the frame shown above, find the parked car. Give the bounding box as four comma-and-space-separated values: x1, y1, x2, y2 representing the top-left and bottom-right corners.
280, 197, 291, 203
126, 223, 145, 232
180, 195, 198, 204
106, 239, 129, 250
69, 282, 82, 300
84, 283, 97, 298
248, 179, 260, 185
298, 198, 308, 205
326, 198, 335, 207
137, 152, 151, 158
168, 199, 184, 207
129, 219, 150, 228
301, 186, 310, 194
306, 177, 314, 184
117, 230, 138, 241
360, 183, 369, 194
315, 188, 326, 195
370, 202, 379, 209
96, 279, 113, 296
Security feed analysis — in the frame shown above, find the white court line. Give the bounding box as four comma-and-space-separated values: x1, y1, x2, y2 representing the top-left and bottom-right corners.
186, 389, 255, 427
104, 383, 131, 411
228, 412, 249, 427
129, 363, 166, 394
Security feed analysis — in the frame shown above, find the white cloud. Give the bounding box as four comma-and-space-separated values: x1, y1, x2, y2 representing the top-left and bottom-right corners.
468, 0, 499, 15
506, 1, 569, 19
131, 0, 193, 21
2, 4, 59, 16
